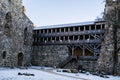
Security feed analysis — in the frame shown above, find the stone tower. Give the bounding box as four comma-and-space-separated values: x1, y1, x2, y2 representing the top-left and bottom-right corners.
98, 0, 120, 75
0, 0, 33, 67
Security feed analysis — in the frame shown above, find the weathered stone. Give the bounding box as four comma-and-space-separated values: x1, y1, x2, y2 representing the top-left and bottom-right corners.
0, 0, 33, 67
32, 45, 70, 67
97, 0, 120, 75
71, 69, 78, 73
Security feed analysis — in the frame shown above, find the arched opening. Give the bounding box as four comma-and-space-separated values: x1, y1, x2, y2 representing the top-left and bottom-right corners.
24, 27, 28, 45
2, 51, 6, 59
4, 12, 12, 37
17, 53, 24, 66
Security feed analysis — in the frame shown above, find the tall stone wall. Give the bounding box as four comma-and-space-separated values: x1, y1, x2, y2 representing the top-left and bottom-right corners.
32, 45, 98, 71
97, 19, 114, 74
0, 0, 33, 67
97, 0, 120, 75
32, 45, 70, 67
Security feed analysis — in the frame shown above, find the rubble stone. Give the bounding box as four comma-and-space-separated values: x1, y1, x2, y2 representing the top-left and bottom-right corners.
0, 0, 33, 67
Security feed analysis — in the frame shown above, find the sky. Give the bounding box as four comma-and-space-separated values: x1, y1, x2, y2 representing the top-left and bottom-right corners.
22, 0, 105, 27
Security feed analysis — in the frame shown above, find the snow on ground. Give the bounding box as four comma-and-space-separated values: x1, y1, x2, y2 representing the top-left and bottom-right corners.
53, 69, 120, 80
0, 67, 119, 80
0, 68, 75, 80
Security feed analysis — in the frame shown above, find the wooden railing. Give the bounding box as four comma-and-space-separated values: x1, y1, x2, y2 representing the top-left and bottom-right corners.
33, 39, 102, 46
58, 56, 77, 68
58, 55, 97, 68
33, 30, 105, 37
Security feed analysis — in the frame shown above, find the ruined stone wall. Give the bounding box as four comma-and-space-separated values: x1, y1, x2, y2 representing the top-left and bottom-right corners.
22, 13, 33, 66
116, 1, 120, 75
97, 22, 114, 74
32, 45, 70, 67
97, 0, 120, 75
0, 0, 33, 67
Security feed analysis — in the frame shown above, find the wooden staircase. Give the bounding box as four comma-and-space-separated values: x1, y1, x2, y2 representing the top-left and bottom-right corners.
58, 56, 77, 68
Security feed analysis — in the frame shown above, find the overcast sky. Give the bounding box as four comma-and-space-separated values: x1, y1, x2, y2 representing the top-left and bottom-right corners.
22, 0, 105, 26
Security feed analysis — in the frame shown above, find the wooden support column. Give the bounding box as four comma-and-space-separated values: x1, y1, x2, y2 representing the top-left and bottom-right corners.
89, 26, 91, 30
95, 25, 97, 30
64, 28, 65, 32
68, 28, 70, 32
78, 36, 80, 41
55, 29, 57, 33
83, 46, 85, 56
63, 36, 65, 41
43, 30, 45, 34
68, 36, 69, 40
73, 36, 75, 41
93, 46, 96, 57
89, 35, 90, 39
39, 30, 41, 34
84, 26, 86, 31
68, 36, 70, 42
101, 24, 103, 29
60, 28, 61, 32
83, 35, 85, 40
51, 29, 53, 33
79, 27, 80, 31
47, 30, 48, 33
72, 46, 74, 56
59, 36, 61, 41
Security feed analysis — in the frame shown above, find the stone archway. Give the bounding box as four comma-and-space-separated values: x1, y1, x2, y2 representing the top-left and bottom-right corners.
17, 53, 24, 66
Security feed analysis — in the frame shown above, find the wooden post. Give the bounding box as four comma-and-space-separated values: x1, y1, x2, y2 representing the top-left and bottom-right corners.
72, 46, 74, 56
83, 46, 85, 56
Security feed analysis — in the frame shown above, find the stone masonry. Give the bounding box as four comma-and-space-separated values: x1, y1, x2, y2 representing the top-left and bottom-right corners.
32, 45, 70, 67
0, 0, 33, 67
97, 0, 120, 75
0, 0, 120, 76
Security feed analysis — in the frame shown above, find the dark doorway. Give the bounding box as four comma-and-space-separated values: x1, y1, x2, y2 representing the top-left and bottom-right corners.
74, 47, 82, 56
2, 51, 6, 59
85, 49, 94, 56
17, 53, 24, 66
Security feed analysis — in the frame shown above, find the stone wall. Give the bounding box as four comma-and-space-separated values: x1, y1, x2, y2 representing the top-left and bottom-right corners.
22, 13, 33, 66
78, 61, 98, 72
32, 45, 98, 71
97, 24, 114, 74
97, 0, 120, 75
0, 0, 33, 67
32, 45, 70, 67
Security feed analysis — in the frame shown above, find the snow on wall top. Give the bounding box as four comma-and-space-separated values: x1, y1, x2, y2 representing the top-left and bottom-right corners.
34, 21, 103, 30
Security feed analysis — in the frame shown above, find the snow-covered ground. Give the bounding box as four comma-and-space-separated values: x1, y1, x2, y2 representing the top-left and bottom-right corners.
0, 67, 119, 80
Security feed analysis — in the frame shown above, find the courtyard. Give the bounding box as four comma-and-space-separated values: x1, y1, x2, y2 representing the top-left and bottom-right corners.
0, 67, 119, 80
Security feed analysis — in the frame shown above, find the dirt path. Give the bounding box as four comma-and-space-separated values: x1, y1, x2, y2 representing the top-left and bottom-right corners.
31, 68, 91, 80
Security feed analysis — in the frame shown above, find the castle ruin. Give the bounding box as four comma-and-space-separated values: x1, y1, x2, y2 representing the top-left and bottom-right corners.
0, 0, 120, 76
0, 0, 33, 67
